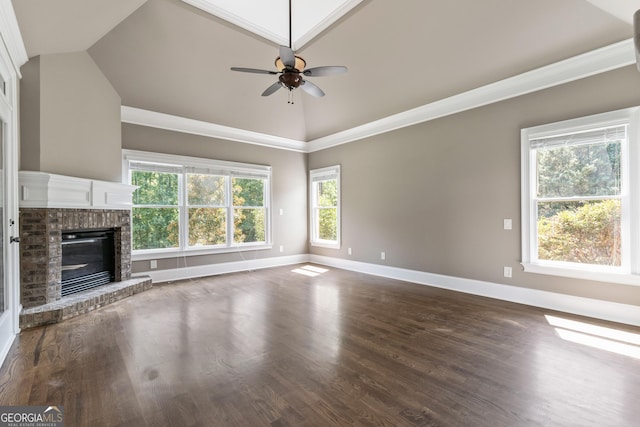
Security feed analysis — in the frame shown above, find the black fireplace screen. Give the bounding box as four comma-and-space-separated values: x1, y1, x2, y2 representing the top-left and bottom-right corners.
61, 229, 115, 297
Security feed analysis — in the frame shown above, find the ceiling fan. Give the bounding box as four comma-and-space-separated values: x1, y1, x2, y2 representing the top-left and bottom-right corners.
230, 0, 347, 101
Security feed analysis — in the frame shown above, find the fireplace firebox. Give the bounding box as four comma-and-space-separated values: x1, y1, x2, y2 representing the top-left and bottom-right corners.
61, 229, 115, 297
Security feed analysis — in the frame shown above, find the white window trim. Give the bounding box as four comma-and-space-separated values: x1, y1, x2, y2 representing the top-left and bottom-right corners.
310, 165, 341, 249
521, 107, 640, 286
123, 149, 272, 261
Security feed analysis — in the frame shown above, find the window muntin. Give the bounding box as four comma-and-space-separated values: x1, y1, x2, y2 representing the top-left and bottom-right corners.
521, 108, 640, 286
125, 151, 271, 257
310, 166, 340, 248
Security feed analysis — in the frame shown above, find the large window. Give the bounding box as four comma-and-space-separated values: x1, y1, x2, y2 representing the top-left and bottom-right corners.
310, 165, 340, 248
521, 108, 640, 285
124, 150, 271, 258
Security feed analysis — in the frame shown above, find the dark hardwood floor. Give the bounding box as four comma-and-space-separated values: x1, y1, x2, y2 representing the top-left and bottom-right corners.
1, 264, 639, 426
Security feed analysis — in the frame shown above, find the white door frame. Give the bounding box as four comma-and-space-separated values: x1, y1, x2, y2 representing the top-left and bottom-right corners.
0, 0, 28, 368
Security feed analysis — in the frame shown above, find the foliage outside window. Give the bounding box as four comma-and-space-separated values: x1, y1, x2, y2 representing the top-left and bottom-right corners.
125, 150, 271, 257
521, 108, 640, 286
310, 165, 340, 248
131, 168, 180, 250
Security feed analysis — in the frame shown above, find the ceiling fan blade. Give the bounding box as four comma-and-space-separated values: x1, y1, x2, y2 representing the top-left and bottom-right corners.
303, 66, 348, 77
300, 80, 325, 97
262, 81, 283, 96
279, 45, 296, 69
231, 67, 278, 75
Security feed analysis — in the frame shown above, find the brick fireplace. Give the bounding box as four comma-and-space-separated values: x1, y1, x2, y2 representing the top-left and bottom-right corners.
20, 208, 132, 307
18, 172, 151, 329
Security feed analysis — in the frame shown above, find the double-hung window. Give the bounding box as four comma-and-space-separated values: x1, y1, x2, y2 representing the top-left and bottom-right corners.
521, 107, 640, 285
124, 150, 271, 259
310, 165, 340, 248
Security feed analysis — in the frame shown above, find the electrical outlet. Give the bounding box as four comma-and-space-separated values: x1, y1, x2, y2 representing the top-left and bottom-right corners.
381, 251, 386, 260
279, 208, 284, 216
150, 260, 157, 269
348, 247, 352, 255
503, 266, 512, 278
504, 219, 513, 230
279, 245, 284, 253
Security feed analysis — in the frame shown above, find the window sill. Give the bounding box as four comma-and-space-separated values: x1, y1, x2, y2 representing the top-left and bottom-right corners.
522, 262, 640, 287
310, 241, 340, 249
133, 244, 273, 261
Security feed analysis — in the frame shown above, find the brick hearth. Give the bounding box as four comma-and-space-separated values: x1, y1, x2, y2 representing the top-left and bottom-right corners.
18, 207, 153, 329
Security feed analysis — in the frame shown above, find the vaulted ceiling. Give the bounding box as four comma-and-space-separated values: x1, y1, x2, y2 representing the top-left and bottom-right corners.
11, 0, 639, 142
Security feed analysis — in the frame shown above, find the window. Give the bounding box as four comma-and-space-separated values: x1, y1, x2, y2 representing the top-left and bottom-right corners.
310, 165, 340, 248
521, 107, 640, 286
124, 150, 271, 259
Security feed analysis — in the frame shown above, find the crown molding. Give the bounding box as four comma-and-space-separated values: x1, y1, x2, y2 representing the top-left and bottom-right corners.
181, 0, 288, 46
121, 106, 307, 152
293, 0, 363, 50
307, 38, 636, 152
122, 38, 635, 154
181, 0, 363, 50
0, 0, 29, 76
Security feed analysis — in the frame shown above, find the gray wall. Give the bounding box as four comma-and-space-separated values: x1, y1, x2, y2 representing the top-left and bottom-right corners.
19, 56, 40, 172
18, 45, 640, 308
19, 51, 122, 181
309, 65, 640, 307
122, 123, 308, 273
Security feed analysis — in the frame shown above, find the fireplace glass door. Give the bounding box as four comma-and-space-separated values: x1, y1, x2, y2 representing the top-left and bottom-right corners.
61, 230, 115, 296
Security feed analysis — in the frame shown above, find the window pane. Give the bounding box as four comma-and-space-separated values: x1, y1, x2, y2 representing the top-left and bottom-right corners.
188, 174, 226, 206
317, 180, 337, 207
537, 141, 621, 198
318, 207, 338, 241
132, 171, 179, 205
537, 200, 621, 266
233, 178, 264, 206
132, 207, 179, 250
234, 208, 265, 243
188, 208, 226, 246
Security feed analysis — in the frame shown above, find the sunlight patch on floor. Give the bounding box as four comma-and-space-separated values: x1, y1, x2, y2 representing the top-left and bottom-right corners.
546, 315, 640, 360
291, 264, 330, 277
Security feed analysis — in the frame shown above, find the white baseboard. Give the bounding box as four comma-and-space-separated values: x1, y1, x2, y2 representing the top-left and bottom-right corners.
133, 253, 640, 327
134, 254, 310, 283
0, 310, 17, 370
0, 334, 16, 371
310, 255, 640, 327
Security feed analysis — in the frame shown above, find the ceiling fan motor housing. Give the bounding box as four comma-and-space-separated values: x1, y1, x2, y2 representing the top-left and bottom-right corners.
279, 72, 302, 89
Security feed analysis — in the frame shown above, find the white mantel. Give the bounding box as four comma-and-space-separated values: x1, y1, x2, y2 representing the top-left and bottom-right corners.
19, 171, 136, 210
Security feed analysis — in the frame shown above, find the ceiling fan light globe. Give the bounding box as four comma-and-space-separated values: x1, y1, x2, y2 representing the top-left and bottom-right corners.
275, 55, 306, 72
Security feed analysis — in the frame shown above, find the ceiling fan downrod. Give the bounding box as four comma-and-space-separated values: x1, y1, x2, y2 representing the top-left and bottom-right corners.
289, 0, 292, 49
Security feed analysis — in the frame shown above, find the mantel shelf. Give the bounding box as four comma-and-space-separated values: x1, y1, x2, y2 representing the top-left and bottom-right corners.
19, 171, 136, 210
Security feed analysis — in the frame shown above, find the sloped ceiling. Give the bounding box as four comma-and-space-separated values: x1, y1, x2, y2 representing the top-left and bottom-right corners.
585, 0, 640, 24
12, 0, 148, 57
11, 0, 637, 142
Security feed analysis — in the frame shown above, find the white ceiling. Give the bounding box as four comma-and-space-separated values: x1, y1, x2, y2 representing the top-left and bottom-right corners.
181, 0, 364, 50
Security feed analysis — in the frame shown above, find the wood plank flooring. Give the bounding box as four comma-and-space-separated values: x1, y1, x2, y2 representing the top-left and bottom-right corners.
1, 264, 639, 426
